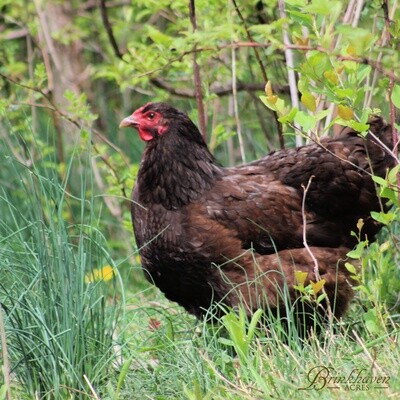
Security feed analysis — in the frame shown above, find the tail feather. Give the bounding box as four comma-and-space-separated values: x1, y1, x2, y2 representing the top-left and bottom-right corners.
366, 116, 395, 178
338, 116, 395, 178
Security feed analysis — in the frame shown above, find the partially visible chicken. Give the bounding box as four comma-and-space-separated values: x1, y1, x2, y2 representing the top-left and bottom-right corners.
119, 102, 393, 322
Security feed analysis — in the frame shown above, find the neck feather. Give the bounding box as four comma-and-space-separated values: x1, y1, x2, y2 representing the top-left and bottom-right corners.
137, 132, 221, 209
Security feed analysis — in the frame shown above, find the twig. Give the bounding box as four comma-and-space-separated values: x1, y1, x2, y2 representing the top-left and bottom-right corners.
128, 41, 399, 84
382, 0, 400, 201
0, 304, 12, 400
351, 330, 384, 374
96, 3, 282, 104
301, 176, 319, 273
231, 45, 246, 163
277, 0, 302, 146
301, 176, 333, 321
382, 0, 399, 154
150, 78, 280, 98
231, 0, 284, 149
188, 0, 207, 140
83, 374, 100, 400
99, 0, 125, 60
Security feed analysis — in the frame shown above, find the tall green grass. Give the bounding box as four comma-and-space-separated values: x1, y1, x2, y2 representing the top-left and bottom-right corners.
0, 135, 122, 399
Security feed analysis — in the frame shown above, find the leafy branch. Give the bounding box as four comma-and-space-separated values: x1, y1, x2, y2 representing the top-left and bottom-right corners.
0, 72, 130, 200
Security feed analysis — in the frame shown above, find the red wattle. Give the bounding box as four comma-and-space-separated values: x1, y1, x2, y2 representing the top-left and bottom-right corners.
138, 128, 154, 141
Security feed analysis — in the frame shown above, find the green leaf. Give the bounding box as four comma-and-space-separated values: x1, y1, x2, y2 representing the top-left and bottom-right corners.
363, 308, 384, 334
379, 187, 398, 204
371, 175, 388, 187
217, 337, 235, 347
146, 26, 173, 46
304, 0, 334, 16
371, 211, 396, 225
294, 110, 317, 131
316, 293, 327, 304
391, 84, 400, 109
335, 88, 355, 99
260, 95, 285, 114
315, 109, 330, 121
348, 120, 369, 133
347, 241, 367, 259
221, 310, 248, 362
345, 262, 357, 275
278, 107, 298, 123
388, 164, 400, 184
247, 308, 263, 344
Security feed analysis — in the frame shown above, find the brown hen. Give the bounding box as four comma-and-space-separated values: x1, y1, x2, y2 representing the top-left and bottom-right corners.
120, 103, 393, 324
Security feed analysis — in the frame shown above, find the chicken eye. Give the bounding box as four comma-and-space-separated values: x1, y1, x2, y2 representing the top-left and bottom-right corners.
147, 112, 155, 120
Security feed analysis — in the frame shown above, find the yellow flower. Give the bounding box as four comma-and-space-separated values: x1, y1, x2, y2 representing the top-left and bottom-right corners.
85, 265, 115, 283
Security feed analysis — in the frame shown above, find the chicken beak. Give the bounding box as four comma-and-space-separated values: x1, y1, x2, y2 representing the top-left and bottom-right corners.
119, 115, 138, 128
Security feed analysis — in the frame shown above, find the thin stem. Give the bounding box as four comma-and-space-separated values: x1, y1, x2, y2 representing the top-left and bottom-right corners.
301, 176, 333, 322
231, 0, 285, 149
382, 0, 400, 201
231, 45, 246, 163
277, 0, 302, 146
0, 305, 12, 400
99, 0, 124, 60
189, 0, 207, 140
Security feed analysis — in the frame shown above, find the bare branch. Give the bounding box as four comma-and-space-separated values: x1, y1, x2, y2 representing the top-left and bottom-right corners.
382, 0, 399, 151
231, 46, 246, 163
301, 176, 333, 322
188, 0, 207, 140
0, 305, 11, 400
278, 0, 302, 146
99, 0, 125, 60
1, 27, 29, 40
150, 77, 280, 98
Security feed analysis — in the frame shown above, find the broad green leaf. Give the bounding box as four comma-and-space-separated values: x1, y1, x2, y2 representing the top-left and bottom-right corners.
278, 107, 298, 123
372, 175, 388, 187
294, 110, 317, 131
380, 187, 399, 204
146, 26, 173, 46
348, 120, 369, 132
260, 95, 285, 114
391, 84, 400, 109
345, 262, 357, 275
335, 88, 355, 99
304, 0, 334, 16
347, 241, 367, 259
371, 211, 396, 225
